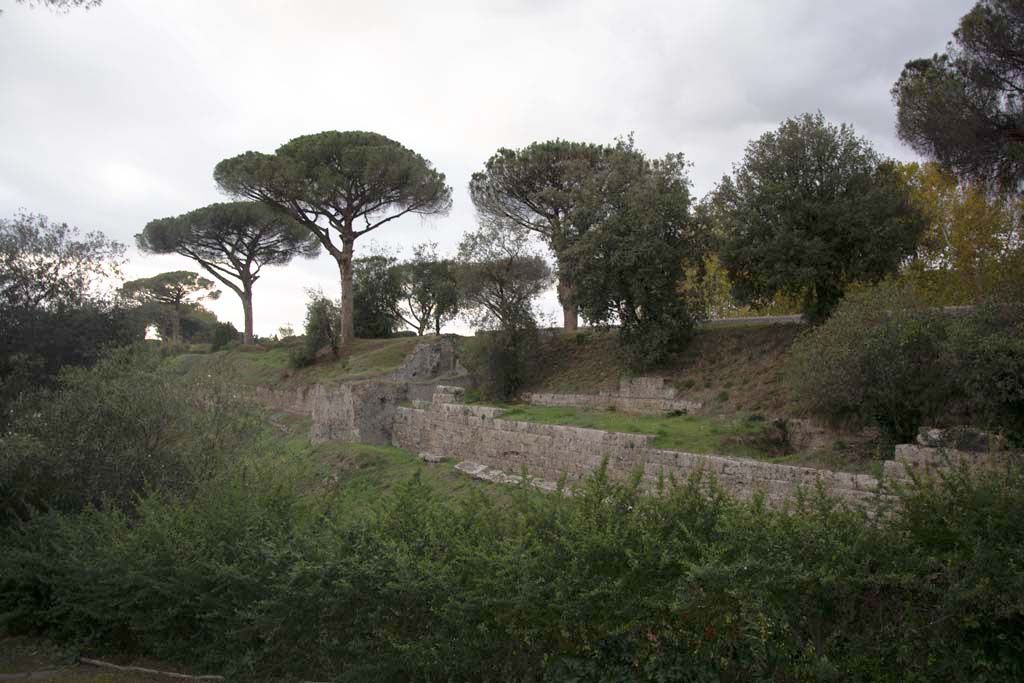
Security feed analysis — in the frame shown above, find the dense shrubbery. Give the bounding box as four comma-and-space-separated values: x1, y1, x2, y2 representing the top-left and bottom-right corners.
0, 348, 260, 520
786, 283, 1024, 441
2, 459, 1024, 681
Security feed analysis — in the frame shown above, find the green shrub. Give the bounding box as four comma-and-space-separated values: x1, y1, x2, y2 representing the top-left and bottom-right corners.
785, 283, 955, 441
787, 284, 1024, 440
3, 461, 1024, 680
461, 326, 538, 401
291, 291, 340, 368
210, 321, 239, 351
947, 302, 1024, 437
0, 347, 260, 521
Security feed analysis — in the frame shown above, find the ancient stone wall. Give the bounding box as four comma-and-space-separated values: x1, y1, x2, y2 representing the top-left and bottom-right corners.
392, 389, 880, 507
525, 376, 701, 415
310, 381, 407, 445
251, 385, 317, 415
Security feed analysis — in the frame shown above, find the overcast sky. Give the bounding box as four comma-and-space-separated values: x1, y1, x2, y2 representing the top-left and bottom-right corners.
0, 0, 969, 336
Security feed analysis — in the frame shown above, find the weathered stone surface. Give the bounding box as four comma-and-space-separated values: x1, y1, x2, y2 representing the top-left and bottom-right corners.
915, 426, 1006, 452
884, 442, 1020, 480
311, 381, 406, 445
251, 385, 316, 415
453, 460, 560, 491
385, 338, 468, 383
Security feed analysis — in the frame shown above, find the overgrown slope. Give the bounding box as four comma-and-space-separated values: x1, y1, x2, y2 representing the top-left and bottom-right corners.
168, 336, 422, 388
524, 324, 804, 417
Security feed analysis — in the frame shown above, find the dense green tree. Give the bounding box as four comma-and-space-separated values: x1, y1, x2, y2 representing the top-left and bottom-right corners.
893, 0, 1024, 195
566, 147, 705, 369
121, 271, 220, 344
137, 201, 316, 344
214, 131, 452, 347
716, 113, 926, 322
470, 139, 613, 331
394, 242, 460, 335
0, 212, 138, 419
352, 254, 403, 339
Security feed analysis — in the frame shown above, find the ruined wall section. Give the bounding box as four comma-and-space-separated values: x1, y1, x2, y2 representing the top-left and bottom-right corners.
525, 376, 701, 415
392, 389, 880, 507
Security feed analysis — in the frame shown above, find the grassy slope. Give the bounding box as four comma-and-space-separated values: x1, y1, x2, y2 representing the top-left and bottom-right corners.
525, 324, 804, 417
168, 336, 422, 388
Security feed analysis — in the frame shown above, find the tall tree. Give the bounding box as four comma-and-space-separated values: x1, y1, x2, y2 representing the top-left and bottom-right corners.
214, 131, 452, 347
394, 242, 460, 335
136, 201, 316, 344
716, 112, 926, 322
469, 139, 612, 332
898, 161, 1024, 303
565, 148, 705, 369
893, 0, 1024, 195
121, 271, 219, 344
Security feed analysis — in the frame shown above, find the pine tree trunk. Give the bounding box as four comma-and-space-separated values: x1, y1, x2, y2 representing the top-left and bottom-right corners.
338, 241, 355, 348
242, 287, 254, 344
558, 273, 578, 332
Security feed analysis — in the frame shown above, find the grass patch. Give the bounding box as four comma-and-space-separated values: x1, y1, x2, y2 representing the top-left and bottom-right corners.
495, 404, 777, 459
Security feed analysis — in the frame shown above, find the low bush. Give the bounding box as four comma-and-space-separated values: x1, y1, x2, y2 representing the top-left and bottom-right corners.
2, 460, 1023, 681
210, 321, 239, 351
786, 283, 1024, 441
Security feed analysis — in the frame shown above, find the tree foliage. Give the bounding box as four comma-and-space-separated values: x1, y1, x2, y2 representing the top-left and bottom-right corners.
565, 143, 705, 369
121, 271, 219, 344
137, 202, 316, 343
352, 253, 403, 339
897, 161, 1024, 303
393, 242, 460, 335
470, 139, 613, 331
716, 112, 926, 322
457, 222, 552, 399
893, 0, 1024, 195
215, 131, 451, 346
0, 212, 138, 421
456, 222, 552, 331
